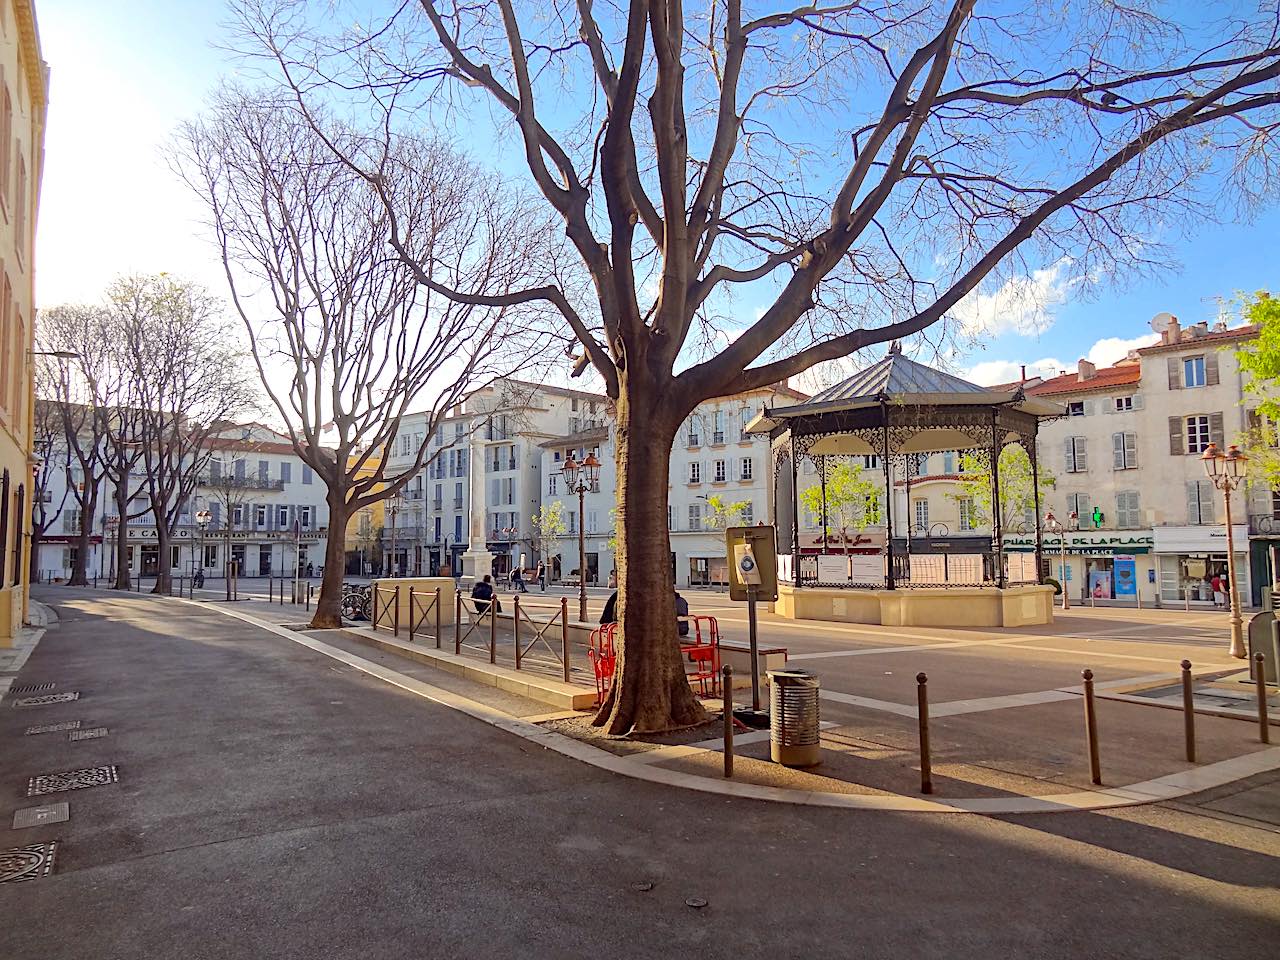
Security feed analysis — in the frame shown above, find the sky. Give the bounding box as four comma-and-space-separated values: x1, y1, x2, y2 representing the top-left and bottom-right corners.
32, 1, 1280, 393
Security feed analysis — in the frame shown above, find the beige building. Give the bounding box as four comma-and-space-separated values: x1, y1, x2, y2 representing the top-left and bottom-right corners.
0, 1, 44, 645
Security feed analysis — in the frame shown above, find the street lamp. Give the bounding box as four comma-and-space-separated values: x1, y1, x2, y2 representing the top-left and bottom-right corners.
1043, 511, 1069, 610
1201, 442, 1249, 658
105, 514, 120, 583
195, 509, 211, 592
562, 451, 601, 623
387, 493, 402, 577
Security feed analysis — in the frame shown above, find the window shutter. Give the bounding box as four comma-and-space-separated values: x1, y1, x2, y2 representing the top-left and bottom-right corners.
1202, 483, 1215, 524
1125, 432, 1137, 468
1063, 438, 1074, 472
1083, 400, 1094, 416
1167, 356, 1181, 389
1112, 433, 1124, 470
1209, 412, 1225, 447
1132, 393, 1144, 410
1186, 481, 1199, 523
1206, 352, 1220, 385
1168, 416, 1184, 456
1076, 438, 1087, 472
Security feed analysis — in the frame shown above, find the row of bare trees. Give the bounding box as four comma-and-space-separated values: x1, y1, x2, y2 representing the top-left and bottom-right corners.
33, 275, 254, 594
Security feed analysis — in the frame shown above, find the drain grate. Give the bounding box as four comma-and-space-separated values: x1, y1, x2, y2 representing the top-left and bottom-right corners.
12, 802, 69, 829
68, 727, 107, 742
25, 721, 81, 735
14, 692, 80, 707
10, 682, 55, 694
28, 765, 118, 797
0, 842, 57, 883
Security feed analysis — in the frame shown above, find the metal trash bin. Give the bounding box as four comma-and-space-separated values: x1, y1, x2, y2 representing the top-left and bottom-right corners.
768, 668, 821, 767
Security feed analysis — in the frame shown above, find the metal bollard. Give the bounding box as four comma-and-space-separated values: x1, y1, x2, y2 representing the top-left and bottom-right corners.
489, 599, 497, 664
722, 664, 735, 778
916, 672, 933, 794
393, 585, 400, 637
306, 584, 312, 612
1082, 668, 1101, 785
454, 591, 462, 654
1181, 659, 1196, 763
269, 578, 273, 603
434, 587, 441, 650
1257, 653, 1271, 745
560, 597, 570, 683
408, 586, 417, 644
514, 594, 521, 668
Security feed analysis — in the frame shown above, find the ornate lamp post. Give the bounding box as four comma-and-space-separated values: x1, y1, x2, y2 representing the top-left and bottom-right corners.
387, 493, 402, 577
105, 514, 120, 583
562, 451, 601, 623
1043, 511, 1069, 611
195, 510, 211, 591
1201, 442, 1249, 659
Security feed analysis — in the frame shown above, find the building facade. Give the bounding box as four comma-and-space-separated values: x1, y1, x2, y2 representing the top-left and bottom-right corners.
0, 2, 44, 643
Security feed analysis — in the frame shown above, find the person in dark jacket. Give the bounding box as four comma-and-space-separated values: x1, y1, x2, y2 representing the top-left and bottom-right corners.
600, 590, 618, 625
471, 575, 502, 615
600, 589, 689, 637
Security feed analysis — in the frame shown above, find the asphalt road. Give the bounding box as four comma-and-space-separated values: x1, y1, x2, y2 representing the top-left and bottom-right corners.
1, 588, 1276, 960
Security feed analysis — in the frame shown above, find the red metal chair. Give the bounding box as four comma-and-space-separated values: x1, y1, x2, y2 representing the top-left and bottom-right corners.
681, 615, 721, 697
588, 622, 618, 705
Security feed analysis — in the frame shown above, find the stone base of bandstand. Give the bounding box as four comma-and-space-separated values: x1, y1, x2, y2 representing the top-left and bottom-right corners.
776, 583, 1055, 628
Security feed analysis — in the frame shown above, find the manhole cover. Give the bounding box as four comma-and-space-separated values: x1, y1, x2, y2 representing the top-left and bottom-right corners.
14, 692, 79, 707
11, 683, 55, 694
68, 727, 108, 742
0, 842, 57, 883
25, 721, 81, 735
28, 765, 119, 797
12, 802, 69, 829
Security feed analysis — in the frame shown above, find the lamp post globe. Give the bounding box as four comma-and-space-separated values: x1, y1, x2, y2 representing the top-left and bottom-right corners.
1044, 511, 1069, 611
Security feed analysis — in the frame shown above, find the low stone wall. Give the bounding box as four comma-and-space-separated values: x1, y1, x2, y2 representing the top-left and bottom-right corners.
776, 583, 1055, 627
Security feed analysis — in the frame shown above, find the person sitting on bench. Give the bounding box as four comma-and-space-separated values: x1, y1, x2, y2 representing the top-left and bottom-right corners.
471, 575, 502, 615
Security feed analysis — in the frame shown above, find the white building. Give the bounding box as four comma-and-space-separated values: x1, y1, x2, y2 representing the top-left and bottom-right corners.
34, 422, 332, 582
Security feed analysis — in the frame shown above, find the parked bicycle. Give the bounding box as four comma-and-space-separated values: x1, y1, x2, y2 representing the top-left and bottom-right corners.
341, 583, 373, 621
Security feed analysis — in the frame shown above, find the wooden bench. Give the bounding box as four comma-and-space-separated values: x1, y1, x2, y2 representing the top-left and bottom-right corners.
716, 639, 789, 690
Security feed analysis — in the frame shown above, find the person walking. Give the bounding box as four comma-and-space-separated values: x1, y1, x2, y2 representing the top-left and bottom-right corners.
535, 560, 546, 592
1211, 573, 1226, 609
471, 574, 502, 615
512, 565, 528, 593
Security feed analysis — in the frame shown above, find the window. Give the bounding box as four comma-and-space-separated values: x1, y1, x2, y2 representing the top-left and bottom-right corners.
740, 457, 753, 481
688, 461, 701, 484
668, 505, 674, 530
740, 409, 752, 441
1067, 492, 1090, 520
943, 452, 955, 474
1116, 491, 1141, 529
567, 511, 577, 533
958, 498, 976, 532
863, 455, 879, 469
1185, 415, 1211, 454
712, 410, 725, 444
548, 474, 558, 496
1183, 356, 1206, 388
258, 460, 269, 481
455, 482, 463, 507
713, 459, 726, 482
277, 506, 288, 528
741, 502, 754, 525
1067, 401, 1086, 417
14, 154, 25, 261
688, 504, 702, 531
913, 499, 928, 531
204, 544, 218, 568
686, 422, 700, 447
302, 465, 313, 485
1114, 396, 1133, 412
434, 517, 442, 540
587, 510, 598, 534
571, 397, 579, 412
1112, 431, 1138, 470
255, 505, 267, 527
280, 462, 292, 483
1064, 437, 1087, 473
299, 506, 312, 528
232, 505, 243, 526
454, 515, 463, 541
234, 459, 246, 480
1187, 480, 1215, 525
0, 82, 10, 212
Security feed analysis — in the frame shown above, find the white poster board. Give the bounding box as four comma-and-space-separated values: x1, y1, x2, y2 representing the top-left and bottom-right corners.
909, 555, 946, 583
1006, 552, 1038, 583
816, 555, 852, 583
849, 554, 886, 583
947, 554, 985, 584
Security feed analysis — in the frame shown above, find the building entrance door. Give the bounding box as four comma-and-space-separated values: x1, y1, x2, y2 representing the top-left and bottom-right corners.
259, 545, 272, 577
141, 545, 159, 576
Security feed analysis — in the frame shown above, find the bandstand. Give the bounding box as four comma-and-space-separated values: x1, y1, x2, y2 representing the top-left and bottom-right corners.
747, 345, 1062, 627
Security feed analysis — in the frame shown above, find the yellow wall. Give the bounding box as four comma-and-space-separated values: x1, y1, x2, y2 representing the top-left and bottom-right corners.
0, 3, 45, 646
346, 453, 386, 560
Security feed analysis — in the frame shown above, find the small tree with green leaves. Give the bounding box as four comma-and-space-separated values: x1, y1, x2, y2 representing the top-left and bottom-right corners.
1234, 292, 1280, 491
952, 446, 1054, 531
799, 462, 882, 547
531, 502, 568, 577
702, 495, 751, 533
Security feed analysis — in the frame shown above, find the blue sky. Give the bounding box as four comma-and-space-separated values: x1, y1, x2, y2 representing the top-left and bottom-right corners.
33, 1, 1279, 388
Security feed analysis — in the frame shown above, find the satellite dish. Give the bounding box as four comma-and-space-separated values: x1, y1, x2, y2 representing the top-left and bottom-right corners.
1150, 312, 1178, 335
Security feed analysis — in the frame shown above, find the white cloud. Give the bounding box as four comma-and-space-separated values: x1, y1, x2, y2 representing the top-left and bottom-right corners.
963, 332, 1160, 386
951, 260, 1084, 339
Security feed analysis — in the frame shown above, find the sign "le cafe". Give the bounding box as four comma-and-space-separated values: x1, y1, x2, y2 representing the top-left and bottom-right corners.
125, 528, 325, 542
1003, 532, 1154, 555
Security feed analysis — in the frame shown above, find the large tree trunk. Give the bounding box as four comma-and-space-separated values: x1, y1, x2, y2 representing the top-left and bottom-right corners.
311, 496, 349, 629
113, 486, 131, 590
153, 527, 173, 595
69, 488, 96, 586
594, 377, 707, 735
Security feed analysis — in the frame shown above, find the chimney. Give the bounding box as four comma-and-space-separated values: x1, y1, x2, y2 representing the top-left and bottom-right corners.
1164, 315, 1181, 344
1020, 364, 1027, 383
1077, 359, 1096, 382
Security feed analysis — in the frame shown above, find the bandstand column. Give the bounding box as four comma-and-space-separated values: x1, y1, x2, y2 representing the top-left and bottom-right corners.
790, 435, 801, 587
1029, 431, 1044, 584
991, 412, 1006, 589
880, 402, 895, 590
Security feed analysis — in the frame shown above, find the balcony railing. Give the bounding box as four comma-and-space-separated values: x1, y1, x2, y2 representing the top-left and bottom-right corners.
1248, 513, 1280, 536
432, 499, 443, 510
712, 431, 725, 445
686, 434, 700, 447
453, 497, 464, 508
199, 474, 285, 491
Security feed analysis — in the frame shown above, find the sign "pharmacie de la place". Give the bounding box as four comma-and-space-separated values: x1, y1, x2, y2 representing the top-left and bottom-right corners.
1003, 532, 1153, 555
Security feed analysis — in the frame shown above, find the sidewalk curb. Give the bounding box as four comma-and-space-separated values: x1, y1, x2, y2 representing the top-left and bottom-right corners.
178, 596, 1280, 816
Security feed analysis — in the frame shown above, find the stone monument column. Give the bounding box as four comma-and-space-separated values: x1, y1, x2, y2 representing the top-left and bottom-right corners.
459, 434, 494, 584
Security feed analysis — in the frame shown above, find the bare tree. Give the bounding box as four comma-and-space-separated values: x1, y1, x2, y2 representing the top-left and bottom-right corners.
30, 395, 70, 582
176, 90, 555, 628
231, 0, 1280, 731
201, 434, 269, 596
112, 274, 256, 597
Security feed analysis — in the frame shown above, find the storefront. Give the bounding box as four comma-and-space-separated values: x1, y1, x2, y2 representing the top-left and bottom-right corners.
1003, 531, 1155, 604
1153, 525, 1249, 606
